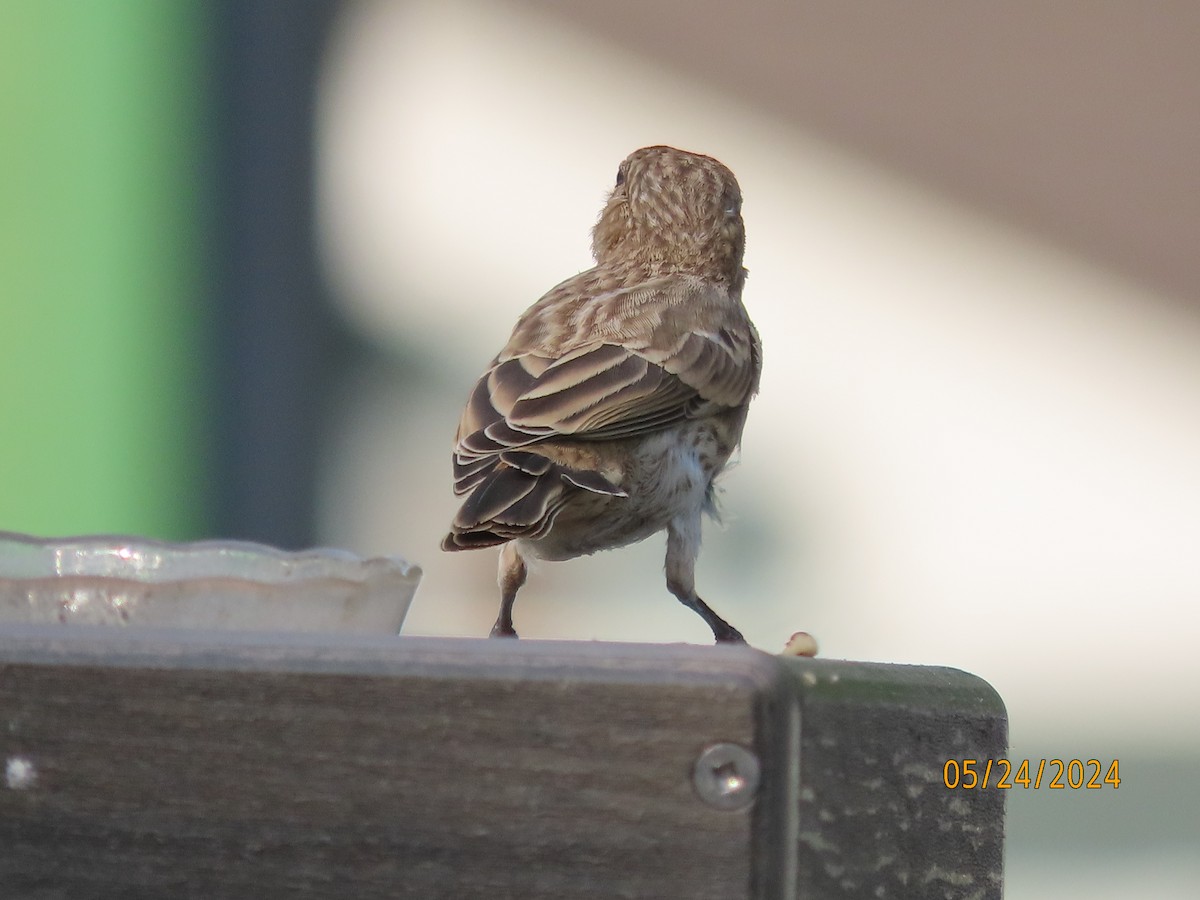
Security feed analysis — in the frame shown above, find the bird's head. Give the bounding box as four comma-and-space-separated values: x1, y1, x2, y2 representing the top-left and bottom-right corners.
592, 145, 745, 287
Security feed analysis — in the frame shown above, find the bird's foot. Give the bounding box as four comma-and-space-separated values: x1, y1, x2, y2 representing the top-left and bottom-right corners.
489, 622, 519, 639
675, 591, 745, 644
712, 622, 745, 644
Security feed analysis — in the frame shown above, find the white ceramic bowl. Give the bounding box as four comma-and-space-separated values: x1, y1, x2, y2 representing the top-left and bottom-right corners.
0, 532, 420, 633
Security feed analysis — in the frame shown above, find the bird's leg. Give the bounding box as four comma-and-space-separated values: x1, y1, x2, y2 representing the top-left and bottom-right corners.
492, 542, 527, 638
665, 515, 745, 644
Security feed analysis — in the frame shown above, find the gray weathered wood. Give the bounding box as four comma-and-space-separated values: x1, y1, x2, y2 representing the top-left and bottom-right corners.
781, 657, 1007, 899
0, 626, 1006, 899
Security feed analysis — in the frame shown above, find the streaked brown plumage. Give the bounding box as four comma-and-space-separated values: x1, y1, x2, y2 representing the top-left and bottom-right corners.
442, 145, 761, 643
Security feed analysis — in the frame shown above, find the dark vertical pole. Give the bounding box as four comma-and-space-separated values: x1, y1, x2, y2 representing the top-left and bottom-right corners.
209, 0, 345, 548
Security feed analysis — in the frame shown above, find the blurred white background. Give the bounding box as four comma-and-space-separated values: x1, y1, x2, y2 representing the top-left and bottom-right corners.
311, 2, 1200, 896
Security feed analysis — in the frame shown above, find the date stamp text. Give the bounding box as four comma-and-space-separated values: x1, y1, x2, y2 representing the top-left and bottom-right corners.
942, 758, 1121, 789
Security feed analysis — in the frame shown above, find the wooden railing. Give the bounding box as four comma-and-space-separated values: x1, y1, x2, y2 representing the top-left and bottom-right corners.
1, 627, 1006, 898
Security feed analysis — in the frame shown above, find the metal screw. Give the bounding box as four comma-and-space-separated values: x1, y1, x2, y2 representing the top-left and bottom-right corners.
692, 742, 760, 811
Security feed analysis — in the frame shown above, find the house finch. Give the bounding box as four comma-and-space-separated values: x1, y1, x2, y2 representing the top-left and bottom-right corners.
442, 145, 761, 643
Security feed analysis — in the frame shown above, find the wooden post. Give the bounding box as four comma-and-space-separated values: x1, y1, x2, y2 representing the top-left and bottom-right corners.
0, 626, 1005, 899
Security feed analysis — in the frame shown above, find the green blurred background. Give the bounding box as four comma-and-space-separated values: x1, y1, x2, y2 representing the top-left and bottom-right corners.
0, 1, 341, 547
0, 1, 209, 539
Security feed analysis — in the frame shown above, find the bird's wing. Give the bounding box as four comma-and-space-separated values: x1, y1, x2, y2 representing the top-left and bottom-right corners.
450, 276, 760, 496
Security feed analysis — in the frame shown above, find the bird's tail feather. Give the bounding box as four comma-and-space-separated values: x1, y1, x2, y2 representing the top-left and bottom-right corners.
441, 451, 624, 551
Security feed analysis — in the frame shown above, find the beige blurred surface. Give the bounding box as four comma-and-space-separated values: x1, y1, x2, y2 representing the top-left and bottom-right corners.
313, 4, 1200, 895
525, 0, 1200, 309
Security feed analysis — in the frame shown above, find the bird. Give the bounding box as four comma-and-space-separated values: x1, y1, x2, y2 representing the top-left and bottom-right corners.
441, 145, 761, 644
